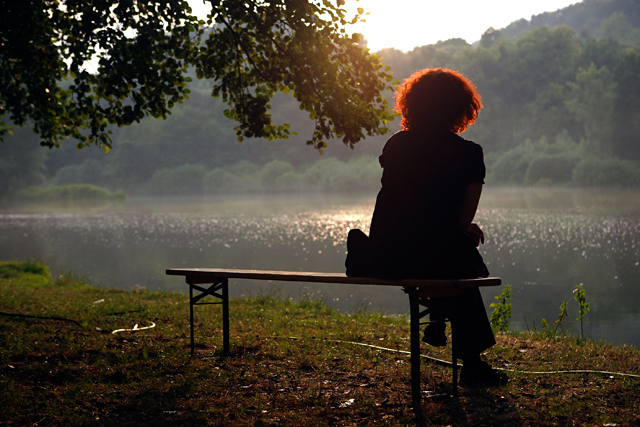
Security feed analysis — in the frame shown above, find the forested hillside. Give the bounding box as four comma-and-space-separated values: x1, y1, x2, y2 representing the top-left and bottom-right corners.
2, 0, 640, 195
501, 0, 640, 41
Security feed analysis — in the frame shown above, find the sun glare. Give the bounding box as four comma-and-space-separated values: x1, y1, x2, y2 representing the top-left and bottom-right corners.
186, 0, 579, 53
345, 0, 580, 52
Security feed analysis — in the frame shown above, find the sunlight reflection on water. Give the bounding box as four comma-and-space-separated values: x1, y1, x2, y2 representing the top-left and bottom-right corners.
1, 189, 639, 346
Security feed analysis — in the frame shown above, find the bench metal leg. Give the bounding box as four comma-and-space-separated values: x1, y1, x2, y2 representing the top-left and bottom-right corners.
452, 325, 459, 397
222, 280, 229, 354
187, 277, 229, 356
406, 286, 460, 408
189, 283, 195, 356
408, 287, 421, 408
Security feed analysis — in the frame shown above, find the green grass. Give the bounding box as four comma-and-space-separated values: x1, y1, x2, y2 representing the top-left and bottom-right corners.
0, 259, 51, 282
1, 261, 639, 426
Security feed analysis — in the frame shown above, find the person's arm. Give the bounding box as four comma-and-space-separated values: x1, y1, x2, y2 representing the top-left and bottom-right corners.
459, 182, 484, 246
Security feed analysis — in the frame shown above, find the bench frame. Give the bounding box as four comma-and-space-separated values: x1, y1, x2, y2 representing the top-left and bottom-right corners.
166, 268, 500, 408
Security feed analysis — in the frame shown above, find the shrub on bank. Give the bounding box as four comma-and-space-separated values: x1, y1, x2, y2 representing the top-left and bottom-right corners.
12, 184, 126, 201
487, 133, 640, 188
491, 145, 538, 184
203, 156, 381, 194
147, 164, 207, 195
524, 153, 581, 185
51, 159, 105, 186
0, 260, 50, 284
572, 156, 640, 187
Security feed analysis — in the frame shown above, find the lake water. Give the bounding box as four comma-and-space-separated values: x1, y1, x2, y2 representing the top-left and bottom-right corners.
1, 188, 639, 347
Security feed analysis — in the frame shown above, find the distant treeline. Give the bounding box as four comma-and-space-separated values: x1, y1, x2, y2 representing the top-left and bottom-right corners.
148, 157, 382, 195
11, 185, 127, 202
2, 0, 640, 195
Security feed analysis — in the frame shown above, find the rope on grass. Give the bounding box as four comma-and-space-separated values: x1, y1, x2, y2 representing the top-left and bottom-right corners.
111, 321, 156, 334
0, 312, 159, 336
270, 336, 640, 379
0, 312, 158, 335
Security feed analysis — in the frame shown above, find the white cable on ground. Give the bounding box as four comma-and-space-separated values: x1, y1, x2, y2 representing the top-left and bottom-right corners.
270, 336, 640, 379
111, 321, 156, 334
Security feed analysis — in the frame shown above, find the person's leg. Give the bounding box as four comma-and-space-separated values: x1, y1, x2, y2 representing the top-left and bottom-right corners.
434, 288, 508, 386
422, 320, 447, 346
442, 288, 495, 357
422, 297, 449, 346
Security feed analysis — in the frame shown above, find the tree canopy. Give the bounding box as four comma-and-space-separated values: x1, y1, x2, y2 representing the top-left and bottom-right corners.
5, 0, 640, 193
0, 0, 394, 151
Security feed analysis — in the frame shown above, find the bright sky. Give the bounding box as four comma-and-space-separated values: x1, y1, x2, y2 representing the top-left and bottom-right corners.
189, 0, 580, 52
346, 0, 580, 52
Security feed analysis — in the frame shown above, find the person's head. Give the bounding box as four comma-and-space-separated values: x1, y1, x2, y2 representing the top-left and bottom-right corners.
394, 68, 482, 134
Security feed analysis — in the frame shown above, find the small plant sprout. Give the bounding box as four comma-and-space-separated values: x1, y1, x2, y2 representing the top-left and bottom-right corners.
553, 300, 569, 336
574, 283, 591, 339
490, 284, 512, 333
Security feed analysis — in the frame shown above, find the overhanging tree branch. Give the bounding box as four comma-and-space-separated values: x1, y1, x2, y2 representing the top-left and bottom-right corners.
0, 0, 395, 151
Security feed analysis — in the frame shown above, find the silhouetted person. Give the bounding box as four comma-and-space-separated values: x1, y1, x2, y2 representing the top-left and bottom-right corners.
347, 68, 507, 386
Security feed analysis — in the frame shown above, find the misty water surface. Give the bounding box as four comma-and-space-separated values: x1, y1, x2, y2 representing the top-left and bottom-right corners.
1, 188, 639, 347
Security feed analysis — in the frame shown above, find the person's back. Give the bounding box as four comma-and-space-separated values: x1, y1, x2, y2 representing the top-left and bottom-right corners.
368, 130, 487, 279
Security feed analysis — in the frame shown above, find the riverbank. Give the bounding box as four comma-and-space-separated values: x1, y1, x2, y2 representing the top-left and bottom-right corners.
1, 261, 639, 426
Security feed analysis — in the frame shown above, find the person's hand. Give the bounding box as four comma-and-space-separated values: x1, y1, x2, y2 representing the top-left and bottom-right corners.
466, 223, 485, 247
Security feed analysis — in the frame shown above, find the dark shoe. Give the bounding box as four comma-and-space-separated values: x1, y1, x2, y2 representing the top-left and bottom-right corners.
422, 321, 447, 347
460, 360, 508, 387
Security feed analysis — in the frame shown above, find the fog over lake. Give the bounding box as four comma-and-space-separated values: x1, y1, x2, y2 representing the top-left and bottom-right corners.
1, 188, 639, 347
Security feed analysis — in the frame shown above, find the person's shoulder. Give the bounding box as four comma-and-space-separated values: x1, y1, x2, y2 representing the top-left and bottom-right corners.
380, 131, 417, 167
452, 134, 483, 154
384, 130, 411, 146
381, 131, 412, 155
451, 133, 479, 146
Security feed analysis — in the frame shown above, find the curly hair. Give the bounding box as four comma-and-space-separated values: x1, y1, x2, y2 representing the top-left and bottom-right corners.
394, 68, 483, 134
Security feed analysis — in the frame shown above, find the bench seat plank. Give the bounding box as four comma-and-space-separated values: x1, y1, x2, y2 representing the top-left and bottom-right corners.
165, 268, 501, 289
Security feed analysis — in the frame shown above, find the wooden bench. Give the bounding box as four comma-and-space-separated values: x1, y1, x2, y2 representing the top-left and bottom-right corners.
165, 268, 501, 407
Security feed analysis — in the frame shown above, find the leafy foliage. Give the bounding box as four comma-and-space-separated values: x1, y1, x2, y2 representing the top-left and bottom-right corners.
196, 0, 395, 149
574, 283, 591, 339
0, 0, 394, 150
542, 300, 569, 337
556, 301, 569, 334
490, 284, 512, 333
1, 0, 197, 150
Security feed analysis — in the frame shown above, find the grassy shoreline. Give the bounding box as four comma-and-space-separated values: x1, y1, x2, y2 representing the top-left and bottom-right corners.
1, 261, 639, 426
